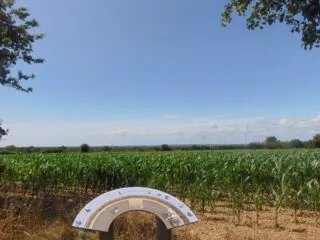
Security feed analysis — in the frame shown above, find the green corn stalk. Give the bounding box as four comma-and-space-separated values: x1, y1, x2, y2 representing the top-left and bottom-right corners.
272, 173, 289, 228
251, 186, 263, 226
307, 179, 320, 226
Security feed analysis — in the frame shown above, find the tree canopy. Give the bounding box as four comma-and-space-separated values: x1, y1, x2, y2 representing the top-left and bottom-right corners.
265, 136, 279, 144
264, 136, 282, 149
222, 0, 320, 49
290, 138, 304, 148
0, 121, 8, 140
0, 0, 44, 92
313, 133, 320, 148
80, 143, 90, 153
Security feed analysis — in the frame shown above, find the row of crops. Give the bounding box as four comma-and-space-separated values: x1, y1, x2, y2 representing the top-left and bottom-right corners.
0, 150, 319, 226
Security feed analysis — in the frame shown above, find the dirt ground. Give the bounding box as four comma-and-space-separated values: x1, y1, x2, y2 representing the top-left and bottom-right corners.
0, 196, 319, 240
178, 202, 320, 240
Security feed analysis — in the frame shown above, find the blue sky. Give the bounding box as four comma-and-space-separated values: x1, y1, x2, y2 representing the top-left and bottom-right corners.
1, 0, 320, 146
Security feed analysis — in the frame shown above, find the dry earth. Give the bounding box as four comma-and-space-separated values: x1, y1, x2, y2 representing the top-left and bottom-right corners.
178, 202, 320, 240
0, 196, 319, 240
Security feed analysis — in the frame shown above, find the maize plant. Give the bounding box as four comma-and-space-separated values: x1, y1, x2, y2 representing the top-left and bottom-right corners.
307, 179, 320, 226
0, 149, 319, 225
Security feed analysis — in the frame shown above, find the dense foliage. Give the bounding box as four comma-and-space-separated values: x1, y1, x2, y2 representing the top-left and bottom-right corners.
313, 134, 320, 148
222, 0, 320, 49
0, 150, 320, 226
0, 121, 7, 140
0, 0, 44, 92
80, 143, 90, 153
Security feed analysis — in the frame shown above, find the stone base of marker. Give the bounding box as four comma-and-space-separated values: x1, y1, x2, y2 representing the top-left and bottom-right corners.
155, 217, 172, 240
99, 224, 113, 240
73, 187, 197, 240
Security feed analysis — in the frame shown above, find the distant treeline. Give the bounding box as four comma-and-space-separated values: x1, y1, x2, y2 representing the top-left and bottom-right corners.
0, 134, 319, 154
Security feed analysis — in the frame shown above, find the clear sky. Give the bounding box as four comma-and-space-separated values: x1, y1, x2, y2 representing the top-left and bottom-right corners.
1, 0, 320, 146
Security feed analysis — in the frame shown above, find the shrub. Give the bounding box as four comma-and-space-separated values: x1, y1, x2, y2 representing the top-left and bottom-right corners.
313, 134, 320, 148
160, 144, 172, 151
290, 139, 304, 148
5, 145, 17, 152
0, 150, 15, 155
103, 146, 112, 152
248, 142, 264, 149
80, 143, 90, 153
41, 148, 65, 154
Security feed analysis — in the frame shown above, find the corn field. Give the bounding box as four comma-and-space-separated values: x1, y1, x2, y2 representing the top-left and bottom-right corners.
0, 150, 319, 226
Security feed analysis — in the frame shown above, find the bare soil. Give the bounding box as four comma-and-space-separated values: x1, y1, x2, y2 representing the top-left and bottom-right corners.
178, 202, 320, 240
0, 195, 319, 240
